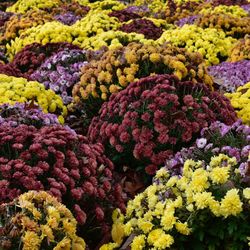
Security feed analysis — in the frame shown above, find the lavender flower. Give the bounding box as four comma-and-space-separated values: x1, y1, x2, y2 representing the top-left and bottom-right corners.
241, 4, 250, 13
164, 120, 250, 177
30, 49, 87, 104
54, 12, 81, 25
208, 60, 250, 92
176, 15, 199, 27
0, 103, 59, 128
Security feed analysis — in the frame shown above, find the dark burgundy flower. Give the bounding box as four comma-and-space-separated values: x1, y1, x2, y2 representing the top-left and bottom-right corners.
88, 74, 237, 180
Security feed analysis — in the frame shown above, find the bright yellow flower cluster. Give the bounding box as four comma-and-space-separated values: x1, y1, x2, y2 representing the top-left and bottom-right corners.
6, 0, 62, 14
101, 154, 247, 249
78, 30, 149, 50
225, 82, 250, 125
200, 5, 248, 18
157, 24, 237, 65
87, 0, 125, 11
15, 191, 85, 250
5, 21, 80, 60
229, 36, 250, 62
73, 42, 213, 104
73, 11, 120, 38
0, 74, 67, 123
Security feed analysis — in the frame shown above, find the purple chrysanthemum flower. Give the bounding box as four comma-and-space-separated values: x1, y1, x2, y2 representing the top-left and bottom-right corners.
208, 60, 250, 92
30, 49, 87, 104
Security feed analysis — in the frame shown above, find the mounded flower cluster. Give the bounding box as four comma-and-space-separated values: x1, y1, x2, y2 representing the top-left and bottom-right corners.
101, 153, 250, 250
0, 124, 125, 244
88, 74, 237, 177
208, 60, 250, 92
73, 42, 213, 116
211, 0, 249, 6
229, 36, 250, 62
0, 74, 67, 123
0, 191, 86, 250
0, 42, 80, 78
6, 0, 63, 13
5, 21, 85, 60
165, 0, 203, 24
165, 120, 250, 177
30, 48, 87, 104
73, 11, 120, 38
225, 82, 250, 125
0, 102, 59, 127
119, 19, 163, 40
0, 61, 20, 77
0, 10, 54, 45
87, 0, 125, 12
195, 14, 250, 39
157, 24, 237, 65
108, 8, 142, 22
78, 30, 147, 50
199, 5, 248, 18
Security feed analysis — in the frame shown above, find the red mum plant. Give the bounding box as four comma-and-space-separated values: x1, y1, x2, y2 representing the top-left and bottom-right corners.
108, 9, 142, 22
0, 42, 80, 78
119, 19, 163, 40
0, 124, 125, 247
88, 74, 237, 180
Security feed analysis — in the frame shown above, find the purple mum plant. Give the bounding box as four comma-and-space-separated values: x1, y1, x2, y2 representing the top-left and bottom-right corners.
163, 120, 250, 183
208, 60, 250, 92
30, 49, 87, 104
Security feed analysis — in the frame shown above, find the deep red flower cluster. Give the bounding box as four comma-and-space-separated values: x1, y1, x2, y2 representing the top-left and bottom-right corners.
211, 0, 249, 6
0, 62, 20, 77
0, 124, 125, 242
119, 19, 163, 40
108, 9, 141, 22
88, 74, 237, 177
0, 42, 80, 78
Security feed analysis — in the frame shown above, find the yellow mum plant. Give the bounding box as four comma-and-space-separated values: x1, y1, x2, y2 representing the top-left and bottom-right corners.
157, 24, 237, 65
6, 0, 63, 14
0, 191, 86, 250
0, 74, 67, 123
73, 42, 213, 107
76, 30, 149, 50
72, 11, 120, 38
87, 0, 125, 11
5, 21, 84, 60
225, 82, 250, 125
101, 153, 250, 249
